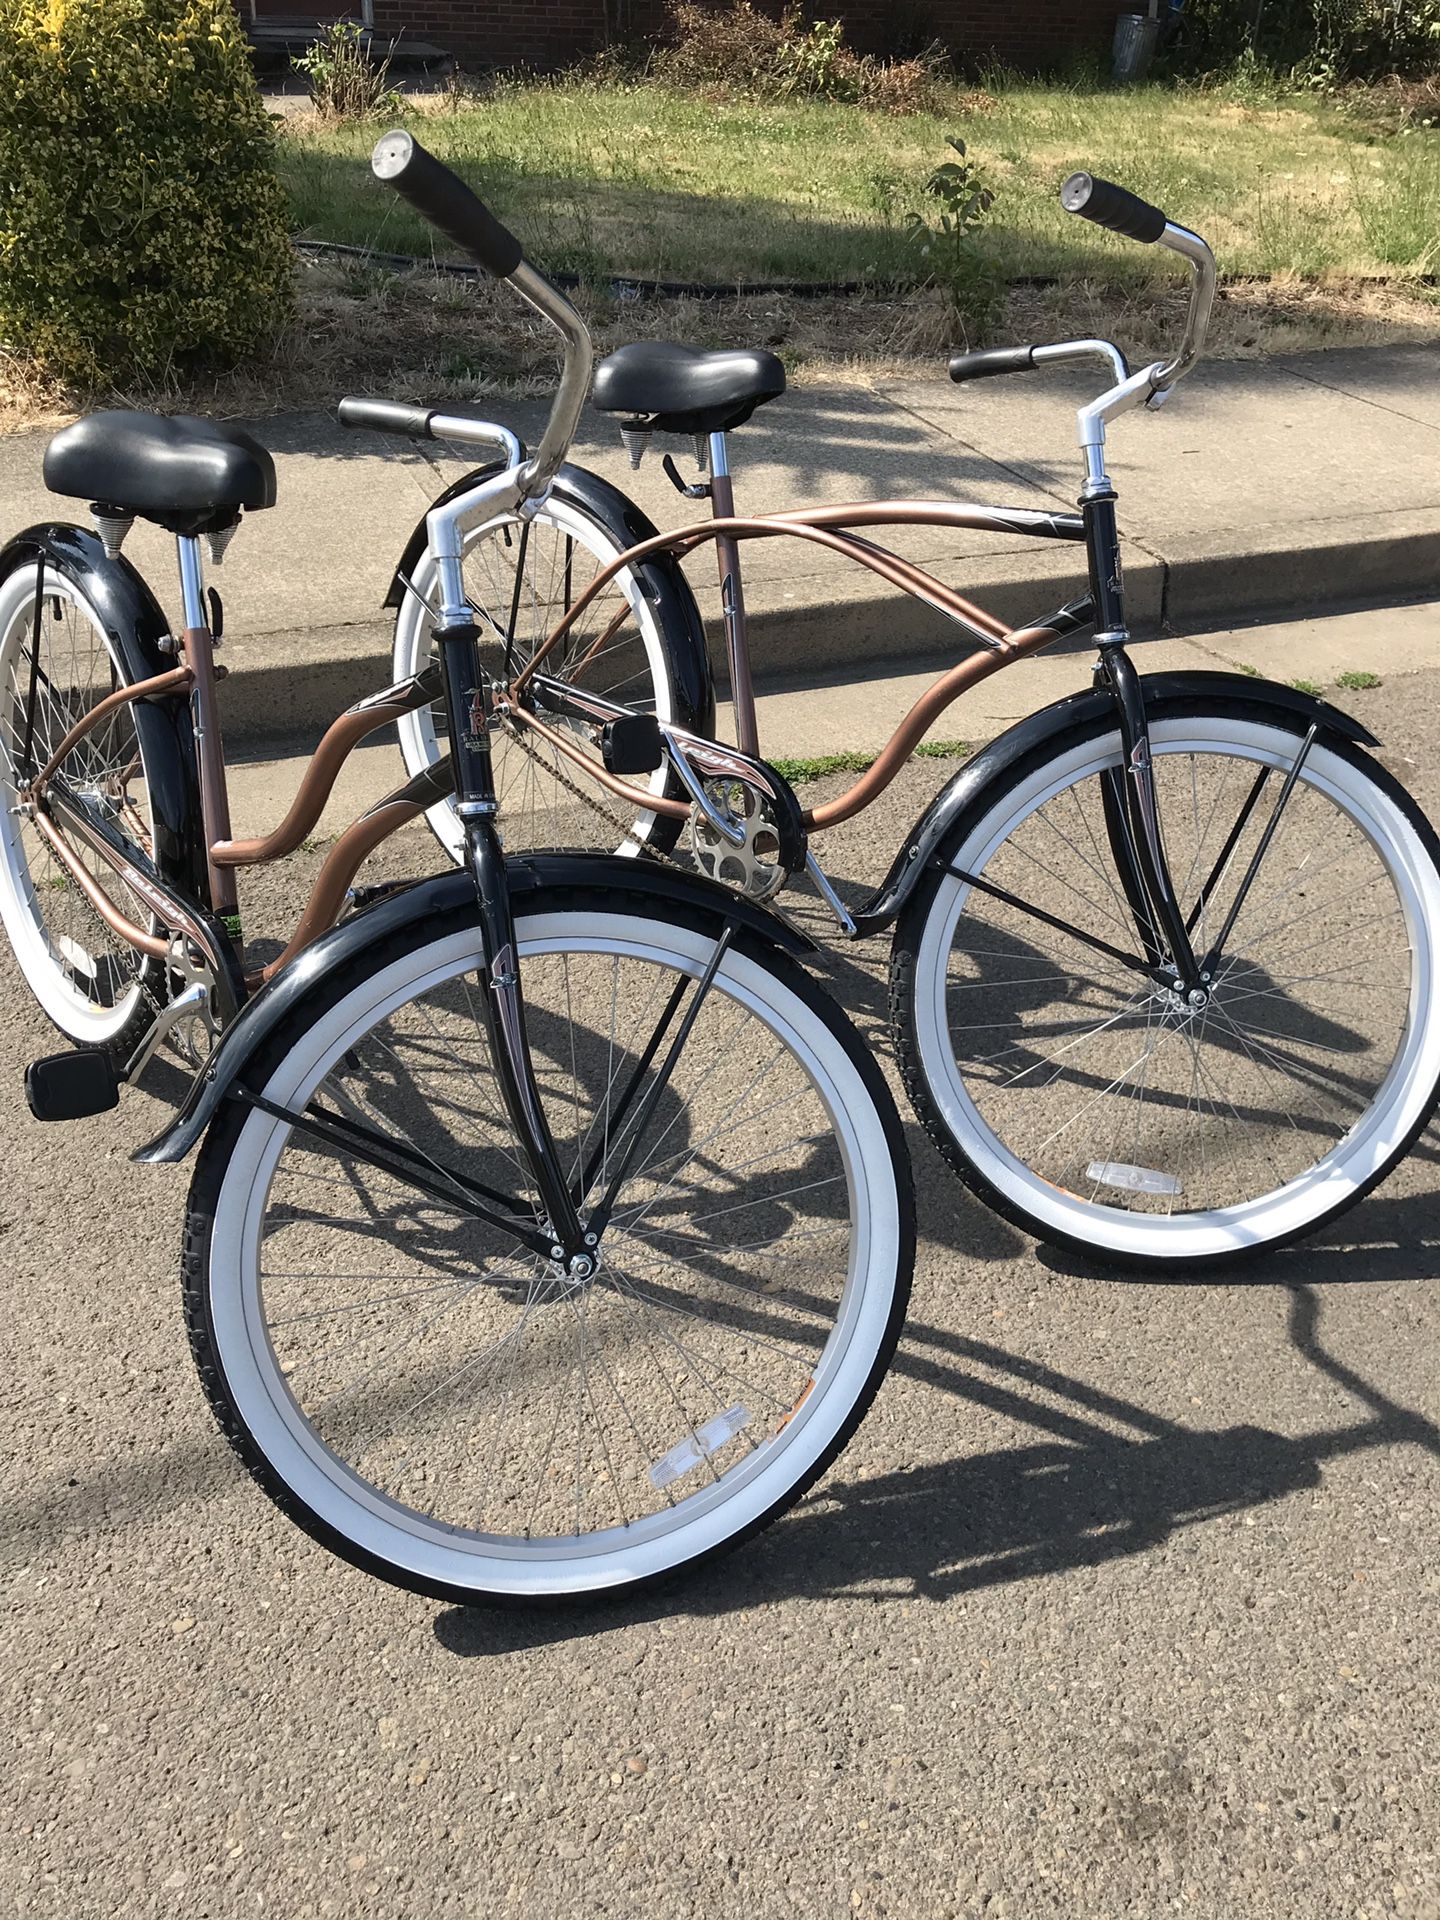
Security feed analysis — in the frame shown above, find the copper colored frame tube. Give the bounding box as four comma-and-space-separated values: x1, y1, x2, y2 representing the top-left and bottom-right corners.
803, 620, 1064, 831
27, 665, 194, 796
183, 623, 238, 922
211, 690, 427, 868
253, 797, 427, 984
29, 810, 170, 959
512, 502, 1038, 694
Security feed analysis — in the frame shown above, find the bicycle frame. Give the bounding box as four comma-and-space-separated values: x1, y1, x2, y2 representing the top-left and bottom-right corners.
486, 480, 1217, 983
343, 184, 1221, 989
15, 529, 616, 1260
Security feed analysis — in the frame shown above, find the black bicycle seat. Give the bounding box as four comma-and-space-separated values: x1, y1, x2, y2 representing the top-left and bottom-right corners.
43, 411, 277, 536
592, 342, 786, 436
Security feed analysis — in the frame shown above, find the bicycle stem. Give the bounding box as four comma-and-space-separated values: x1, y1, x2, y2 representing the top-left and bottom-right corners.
507, 259, 593, 501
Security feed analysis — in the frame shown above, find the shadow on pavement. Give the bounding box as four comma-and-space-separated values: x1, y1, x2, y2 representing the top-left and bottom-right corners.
1037, 1183, 1440, 1287
432, 1282, 1439, 1658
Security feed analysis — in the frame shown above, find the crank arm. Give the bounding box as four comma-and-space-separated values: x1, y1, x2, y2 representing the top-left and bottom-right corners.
124, 980, 211, 1083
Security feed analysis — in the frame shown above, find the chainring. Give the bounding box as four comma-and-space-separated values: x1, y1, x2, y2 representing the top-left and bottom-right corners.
688, 777, 788, 902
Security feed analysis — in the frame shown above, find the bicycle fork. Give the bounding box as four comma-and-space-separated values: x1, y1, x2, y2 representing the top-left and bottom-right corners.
437, 615, 740, 1272
435, 616, 593, 1267
1083, 490, 1207, 1002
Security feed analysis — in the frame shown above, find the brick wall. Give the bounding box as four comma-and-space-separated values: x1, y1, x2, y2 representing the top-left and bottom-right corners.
365, 0, 1127, 74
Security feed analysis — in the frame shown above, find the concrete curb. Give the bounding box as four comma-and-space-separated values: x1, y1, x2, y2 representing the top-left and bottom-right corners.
214, 518, 1440, 743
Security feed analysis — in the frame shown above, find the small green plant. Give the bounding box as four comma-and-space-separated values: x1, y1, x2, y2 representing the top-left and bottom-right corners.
902, 136, 1000, 338
774, 16, 858, 101
1290, 677, 1324, 695
1335, 668, 1382, 689
295, 20, 401, 121
913, 737, 969, 760
1237, 662, 1262, 677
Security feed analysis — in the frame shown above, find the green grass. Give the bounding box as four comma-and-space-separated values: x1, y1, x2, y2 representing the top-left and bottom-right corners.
1290, 677, 1325, 695
769, 749, 876, 783
1335, 668, 1382, 689
278, 77, 1440, 288
769, 739, 969, 783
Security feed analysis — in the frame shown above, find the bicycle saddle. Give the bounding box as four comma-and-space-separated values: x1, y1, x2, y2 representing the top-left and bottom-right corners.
592, 342, 786, 436
43, 410, 277, 536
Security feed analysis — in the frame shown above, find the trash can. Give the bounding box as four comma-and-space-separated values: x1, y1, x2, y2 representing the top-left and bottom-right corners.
1112, 10, 1160, 82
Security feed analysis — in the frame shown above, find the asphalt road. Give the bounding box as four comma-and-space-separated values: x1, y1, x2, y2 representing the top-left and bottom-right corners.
3, 669, 1437, 1919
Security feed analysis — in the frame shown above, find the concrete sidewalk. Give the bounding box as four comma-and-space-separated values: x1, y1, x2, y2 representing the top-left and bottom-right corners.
1, 343, 1436, 739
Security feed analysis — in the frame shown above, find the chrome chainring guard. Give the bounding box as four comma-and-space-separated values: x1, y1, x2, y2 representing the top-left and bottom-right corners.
688, 777, 788, 902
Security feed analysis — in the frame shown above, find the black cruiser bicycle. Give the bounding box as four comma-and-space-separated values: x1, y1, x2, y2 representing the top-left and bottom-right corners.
370, 143, 1440, 1275
0, 137, 915, 1605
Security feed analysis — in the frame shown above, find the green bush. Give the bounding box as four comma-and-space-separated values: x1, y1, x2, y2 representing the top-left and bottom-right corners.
656, 1, 945, 112
0, 0, 294, 387
1171, 0, 1440, 83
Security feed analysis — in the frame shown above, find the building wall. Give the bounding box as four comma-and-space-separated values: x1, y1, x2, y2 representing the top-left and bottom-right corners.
366, 0, 1127, 74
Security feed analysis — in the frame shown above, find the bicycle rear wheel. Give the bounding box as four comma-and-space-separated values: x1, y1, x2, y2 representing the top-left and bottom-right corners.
184, 886, 913, 1603
392, 480, 701, 861
0, 557, 163, 1053
892, 700, 1440, 1269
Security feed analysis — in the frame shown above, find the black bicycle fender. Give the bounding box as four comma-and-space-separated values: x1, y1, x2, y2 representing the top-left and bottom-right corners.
0, 524, 208, 900
382, 461, 715, 738
133, 853, 812, 1165
855, 669, 1382, 933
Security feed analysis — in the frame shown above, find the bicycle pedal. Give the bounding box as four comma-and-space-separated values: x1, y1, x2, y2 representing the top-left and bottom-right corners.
602, 714, 663, 776
24, 1049, 121, 1122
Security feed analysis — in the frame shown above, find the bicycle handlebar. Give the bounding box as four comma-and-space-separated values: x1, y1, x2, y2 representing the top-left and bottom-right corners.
372, 129, 523, 278
1059, 172, 1167, 245
365, 130, 592, 496
947, 346, 1039, 384
1058, 169, 1217, 400
337, 397, 437, 437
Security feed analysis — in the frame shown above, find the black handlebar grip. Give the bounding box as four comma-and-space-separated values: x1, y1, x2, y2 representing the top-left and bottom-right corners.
948, 346, 1038, 384
337, 396, 438, 437
372, 129, 523, 278
1059, 172, 1167, 245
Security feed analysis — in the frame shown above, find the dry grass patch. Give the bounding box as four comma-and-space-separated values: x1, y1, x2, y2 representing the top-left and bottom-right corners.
6, 256, 1434, 435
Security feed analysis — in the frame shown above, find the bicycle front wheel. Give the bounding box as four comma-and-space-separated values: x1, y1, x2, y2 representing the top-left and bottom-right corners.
892, 701, 1440, 1268
185, 887, 913, 1603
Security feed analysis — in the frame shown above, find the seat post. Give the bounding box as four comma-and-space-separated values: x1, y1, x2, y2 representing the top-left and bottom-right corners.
176, 534, 240, 934
707, 430, 759, 758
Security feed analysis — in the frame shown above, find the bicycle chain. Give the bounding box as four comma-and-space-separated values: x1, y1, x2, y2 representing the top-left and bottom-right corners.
495, 710, 681, 870
494, 711, 817, 944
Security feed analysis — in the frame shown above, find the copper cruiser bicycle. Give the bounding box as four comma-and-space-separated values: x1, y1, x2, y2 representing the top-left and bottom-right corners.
370, 138, 1440, 1273
0, 139, 918, 1605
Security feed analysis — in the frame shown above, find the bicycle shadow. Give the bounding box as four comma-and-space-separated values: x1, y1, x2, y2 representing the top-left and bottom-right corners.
431, 1276, 1440, 1657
